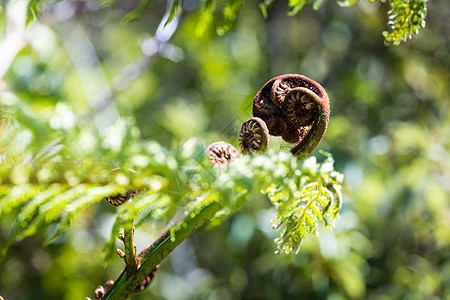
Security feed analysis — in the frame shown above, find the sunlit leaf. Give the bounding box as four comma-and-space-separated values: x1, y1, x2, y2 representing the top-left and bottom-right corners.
383, 0, 427, 45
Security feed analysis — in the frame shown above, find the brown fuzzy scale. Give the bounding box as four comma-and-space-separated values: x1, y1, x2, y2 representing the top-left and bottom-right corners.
206, 141, 240, 166
105, 189, 139, 206
239, 117, 269, 154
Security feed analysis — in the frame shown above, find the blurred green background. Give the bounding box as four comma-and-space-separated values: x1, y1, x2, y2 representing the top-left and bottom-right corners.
0, 0, 449, 299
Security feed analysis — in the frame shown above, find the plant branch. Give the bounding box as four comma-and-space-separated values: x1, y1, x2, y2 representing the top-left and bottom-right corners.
102, 199, 223, 299
122, 226, 139, 273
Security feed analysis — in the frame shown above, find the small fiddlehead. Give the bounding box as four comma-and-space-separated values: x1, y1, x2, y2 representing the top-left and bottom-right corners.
206, 141, 240, 166
253, 74, 330, 160
238, 117, 269, 154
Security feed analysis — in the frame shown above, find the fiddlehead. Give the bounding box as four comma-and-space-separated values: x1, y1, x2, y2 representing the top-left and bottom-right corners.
206, 141, 240, 166
253, 74, 330, 160
238, 117, 269, 154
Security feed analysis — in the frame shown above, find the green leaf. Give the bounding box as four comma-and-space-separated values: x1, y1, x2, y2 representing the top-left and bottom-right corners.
0, 185, 43, 218
217, 0, 244, 34
26, 0, 41, 24
16, 184, 96, 241
122, 0, 156, 23
337, 0, 359, 7
135, 194, 174, 226
288, 0, 309, 16
2, 184, 68, 254
268, 154, 343, 254
259, 0, 277, 18
383, 0, 427, 46
46, 185, 125, 244
165, 0, 181, 26
195, 0, 216, 37
312, 0, 325, 10
99, 0, 120, 7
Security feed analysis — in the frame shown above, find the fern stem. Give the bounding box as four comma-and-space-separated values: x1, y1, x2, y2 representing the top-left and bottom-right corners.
102, 199, 223, 299
123, 226, 139, 273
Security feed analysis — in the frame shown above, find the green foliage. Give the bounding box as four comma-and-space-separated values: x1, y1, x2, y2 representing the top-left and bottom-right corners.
336, 0, 427, 45
259, 0, 277, 18
0, 98, 343, 261
121, 0, 155, 23
26, 0, 42, 25
287, 0, 309, 16
17, 0, 427, 45
336, 0, 360, 7
218, 0, 244, 34
268, 154, 342, 254
1, 0, 448, 297
195, 0, 216, 37
382, 0, 427, 45
165, 0, 182, 26
287, 0, 325, 16
99, 0, 120, 7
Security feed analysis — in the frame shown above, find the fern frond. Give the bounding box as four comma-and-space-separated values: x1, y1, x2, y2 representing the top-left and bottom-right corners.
2, 184, 68, 254
135, 194, 174, 227
13, 184, 97, 243
0, 185, 44, 218
383, 0, 427, 45
46, 185, 126, 244
266, 155, 343, 254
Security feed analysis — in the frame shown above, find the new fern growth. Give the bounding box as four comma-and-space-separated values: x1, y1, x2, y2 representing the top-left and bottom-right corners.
0, 73, 343, 299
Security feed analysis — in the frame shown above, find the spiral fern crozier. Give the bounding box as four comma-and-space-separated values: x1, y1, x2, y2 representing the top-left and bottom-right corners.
238, 117, 269, 154
252, 74, 330, 160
